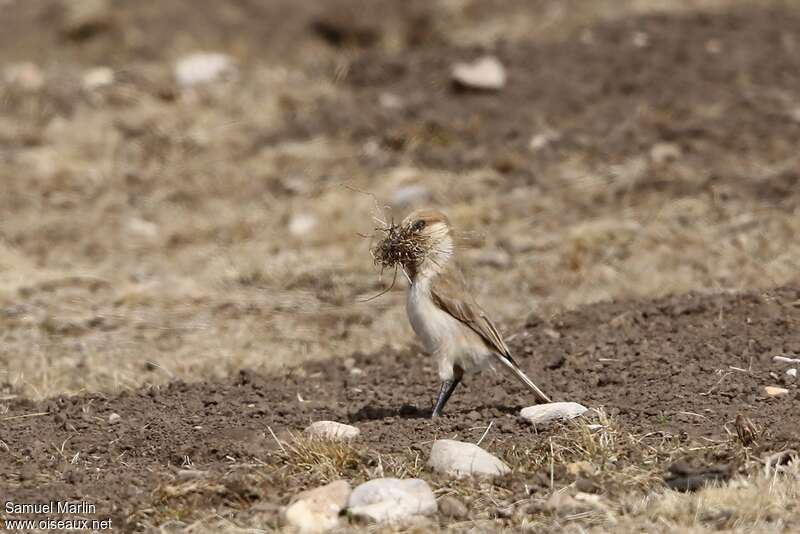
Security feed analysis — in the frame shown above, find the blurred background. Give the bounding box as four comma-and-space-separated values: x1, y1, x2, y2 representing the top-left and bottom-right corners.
1, 0, 799, 399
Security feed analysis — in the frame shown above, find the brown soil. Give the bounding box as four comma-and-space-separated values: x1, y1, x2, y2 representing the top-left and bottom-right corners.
304, 7, 800, 198
3, 287, 799, 530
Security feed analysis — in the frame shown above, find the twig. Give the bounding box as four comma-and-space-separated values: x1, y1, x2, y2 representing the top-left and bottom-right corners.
358, 265, 399, 302
699, 370, 732, 396
1, 411, 49, 421
549, 437, 555, 490
266, 426, 286, 454
774, 356, 800, 364
476, 421, 494, 446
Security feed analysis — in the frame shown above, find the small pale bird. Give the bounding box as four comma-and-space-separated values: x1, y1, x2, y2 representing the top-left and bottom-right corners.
393, 208, 551, 417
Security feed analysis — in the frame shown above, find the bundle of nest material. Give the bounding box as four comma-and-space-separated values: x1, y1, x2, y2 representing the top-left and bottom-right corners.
371, 221, 431, 271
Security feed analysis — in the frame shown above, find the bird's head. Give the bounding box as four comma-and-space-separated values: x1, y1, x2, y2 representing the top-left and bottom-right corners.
397, 208, 454, 278
371, 208, 454, 280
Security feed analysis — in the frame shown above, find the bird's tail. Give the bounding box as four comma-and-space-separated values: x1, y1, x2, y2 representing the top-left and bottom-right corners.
496, 355, 551, 404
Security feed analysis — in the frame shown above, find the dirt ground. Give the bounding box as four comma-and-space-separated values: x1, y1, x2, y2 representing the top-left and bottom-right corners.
2, 0, 800, 532
3, 287, 800, 531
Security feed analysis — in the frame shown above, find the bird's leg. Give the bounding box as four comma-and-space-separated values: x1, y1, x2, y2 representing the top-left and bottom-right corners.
431, 365, 464, 418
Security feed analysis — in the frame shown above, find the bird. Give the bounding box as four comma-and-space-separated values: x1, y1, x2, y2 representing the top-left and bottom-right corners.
394, 208, 551, 417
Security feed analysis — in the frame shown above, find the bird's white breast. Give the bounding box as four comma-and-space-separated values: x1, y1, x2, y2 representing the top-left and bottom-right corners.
406, 277, 455, 353
406, 276, 491, 380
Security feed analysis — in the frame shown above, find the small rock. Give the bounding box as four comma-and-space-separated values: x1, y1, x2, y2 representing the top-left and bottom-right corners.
348, 478, 437, 523
429, 439, 510, 478
108, 413, 121, 424
304, 421, 360, 441
285, 480, 351, 534
4, 62, 44, 91
438, 495, 468, 519
279, 176, 312, 196
705, 38, 723, 54
391, 184, 431, 208
288, 213, 318, 237
650, 142, 682, 165
452, 56, 506, 91
632, 31, 649, 48
529, 130, 561, 152
542, 329, 562, 341
379, 92, 403, 110
126, 217, 160, 240
62, 0, 112, 39
765, 386, 789, 397
520, 402, 588, 425
82, 66, 114, 90
787, 368, 797, 378
175, 52, 237, 87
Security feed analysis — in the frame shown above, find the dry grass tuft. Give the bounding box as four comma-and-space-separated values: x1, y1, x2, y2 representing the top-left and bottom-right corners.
627, 464, 800, 532
273, 433, 364, 483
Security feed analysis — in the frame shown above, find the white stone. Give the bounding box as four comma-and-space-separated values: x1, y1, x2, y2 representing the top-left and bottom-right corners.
304, 421, 360, 441
379, 92, 403, 109
787, 368, 797, 378
705, 38, 723, 55
391, 184, 431, 207
529, 130, 561, 152
285, 480, 351, 534
520, 402, 588, 425
774, 355, 800, 364
175, 52, 237, 87
452, 56, 506, 91
650, 142, 682, 165
126, 217, 159, 240
348, 478, 436, 522
83, 66, 114, 90
288, 213, 318, 237
108, 413, 121, 423
765, 386, 789, 397
4, 62, 44, 91
632, 31, 650, 48
428, 439, 510, 478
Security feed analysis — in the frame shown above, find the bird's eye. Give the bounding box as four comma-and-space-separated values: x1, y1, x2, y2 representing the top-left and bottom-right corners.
412, 220, 426, 232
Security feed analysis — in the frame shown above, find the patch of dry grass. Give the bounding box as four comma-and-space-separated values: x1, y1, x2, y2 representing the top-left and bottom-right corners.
273, 432, 365, 483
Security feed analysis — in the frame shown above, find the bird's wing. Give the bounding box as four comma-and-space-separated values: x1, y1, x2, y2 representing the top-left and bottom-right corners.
431, 262, 552, 403
429, 264, 513, 360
